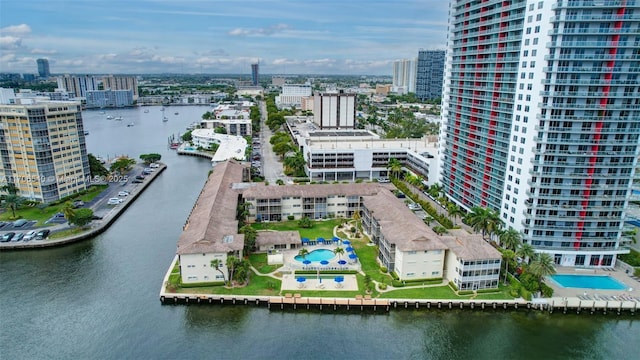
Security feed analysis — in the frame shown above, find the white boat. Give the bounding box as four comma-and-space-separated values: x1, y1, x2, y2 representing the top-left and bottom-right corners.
106, 115, 114, 120
144, 109, 149, 113
127, 123, 135, 127
115, 116, 123, 121
163, 117, 168, 122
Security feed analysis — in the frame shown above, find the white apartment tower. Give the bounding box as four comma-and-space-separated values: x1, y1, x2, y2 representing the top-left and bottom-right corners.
392, 59, 417, 94
440, 0, 639, 267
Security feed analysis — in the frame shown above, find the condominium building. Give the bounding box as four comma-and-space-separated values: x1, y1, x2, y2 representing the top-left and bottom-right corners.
0, 99, 90, 202
251, 63, 259, 86
275, 83, 312, 108
86, 89, 134, 108
312, 91, 357, 129
56, 75, 99, 98
102, 75, 139, 100
200, 102, 252, 136
415, 50, 445, 100
440, 0, 639, 267
392, 59, 417, 94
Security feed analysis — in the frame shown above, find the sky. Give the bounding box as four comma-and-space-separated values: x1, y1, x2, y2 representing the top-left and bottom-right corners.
0, 0, 449, 76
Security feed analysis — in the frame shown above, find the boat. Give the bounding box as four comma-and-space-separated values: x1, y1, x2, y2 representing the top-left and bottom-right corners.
115, 116, 123, 121
106, 115, 114, 120
84, 131, 89, 135
99, 111, 106, 114
174, 112, 179, 115
163, 116, 168, 122
127, 123, 135, 127
144, 109, 149, 113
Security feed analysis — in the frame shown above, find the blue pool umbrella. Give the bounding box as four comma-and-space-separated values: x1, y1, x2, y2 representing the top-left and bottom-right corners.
301, 238, 309, 243
334, 276, 344, 283
337, 260, 347, 266
332, 236, 340, 242
346, 246, 354, 252
349, 253, 357, 259
297, 277, 306, 283
320, 260, 329, 266
303, 259, 311, 266
342, 240, 351, 245
317, 237, 325, 243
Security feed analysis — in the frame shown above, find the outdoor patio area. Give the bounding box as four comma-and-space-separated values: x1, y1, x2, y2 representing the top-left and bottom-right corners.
280, 239, 361, 272
281, 274, 359, 291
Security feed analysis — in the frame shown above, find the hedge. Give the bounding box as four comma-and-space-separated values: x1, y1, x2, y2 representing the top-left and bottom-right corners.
476, 288, 500, 294
458, 290, 474, 295
179, 280, 225, 288
402, 277, 443, 285
294, 270, 358, 275
449, 281, 459, 291
391, 280, 405, 287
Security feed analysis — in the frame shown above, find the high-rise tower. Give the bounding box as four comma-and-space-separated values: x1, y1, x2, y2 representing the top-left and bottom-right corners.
416, 50, 445, 100
36, 58, 50, 78
251, 63, 259, 86
440, 0, 639, 267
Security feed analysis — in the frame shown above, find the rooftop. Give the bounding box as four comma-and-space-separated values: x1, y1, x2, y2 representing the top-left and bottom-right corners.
440, 229, 502, 261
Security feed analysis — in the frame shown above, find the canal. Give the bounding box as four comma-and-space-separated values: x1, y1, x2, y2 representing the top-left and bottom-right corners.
1, 106, 638, 359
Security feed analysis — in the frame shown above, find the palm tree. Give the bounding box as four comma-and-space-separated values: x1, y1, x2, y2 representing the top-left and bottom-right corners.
502, 249, 516, 284
499, 228, 522, 251
226, 255, 238, 287
210, 259, 226, 284
61, 201, 76, 224
464, 206, 491, 238
529, 253, 556, 287
298, 248, 309, 260
240, 224, 257, 255
485, 210, 504, 241
427, 183, 443, 198
516, 243, 536, 264
2, 194, 25, 218
333, 247, 345, 260
387, 158, 403, 179
447, 203, 465, 226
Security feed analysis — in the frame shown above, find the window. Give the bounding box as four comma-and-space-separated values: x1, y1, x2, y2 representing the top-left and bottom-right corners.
536, 14, 542, 21
535, 26, 540, 33
533, 38, 539, 45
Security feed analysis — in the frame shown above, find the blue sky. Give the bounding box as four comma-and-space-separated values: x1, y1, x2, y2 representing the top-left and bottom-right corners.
0, 0, 448, 75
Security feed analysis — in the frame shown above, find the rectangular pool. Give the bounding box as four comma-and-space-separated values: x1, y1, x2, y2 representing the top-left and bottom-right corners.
550, 274, 627, 290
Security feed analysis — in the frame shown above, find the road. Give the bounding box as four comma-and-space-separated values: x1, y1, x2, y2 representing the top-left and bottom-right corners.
259, 100, 287, 183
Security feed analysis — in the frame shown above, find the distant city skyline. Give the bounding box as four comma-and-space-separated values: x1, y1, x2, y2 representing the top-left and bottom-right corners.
0, 1, 448, 76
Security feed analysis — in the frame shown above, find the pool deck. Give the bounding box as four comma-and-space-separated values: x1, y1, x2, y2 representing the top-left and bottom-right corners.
546, 267, 639, 300
281, 274, 358, 291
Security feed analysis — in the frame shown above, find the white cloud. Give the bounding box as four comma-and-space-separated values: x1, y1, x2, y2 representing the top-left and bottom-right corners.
228, 23, 290, 37
1, 24, 32, 35
30, 48, 57, 55
0, 36, 23, 50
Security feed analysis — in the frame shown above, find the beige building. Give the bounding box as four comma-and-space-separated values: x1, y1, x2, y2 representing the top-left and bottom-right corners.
102, 75, 139, 100
0, 100, 91, 202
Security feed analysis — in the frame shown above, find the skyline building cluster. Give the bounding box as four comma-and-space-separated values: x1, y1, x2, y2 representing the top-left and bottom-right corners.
438, 0, 639, 267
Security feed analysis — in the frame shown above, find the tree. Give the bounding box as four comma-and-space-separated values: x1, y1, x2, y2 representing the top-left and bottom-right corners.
88, 154, 109, 177
273, 142, 293, 158
181, 131, 193, 142
2, 194, 25, 218
214, 126, 227, 134
529, 253, 557, 286
234, 259, 251, 284
139, 153, 161, 165
432, 225, 448, 235
298, 216, 312, 228
61, 201, 76, 222
516, 243, 536, 264
464, 206, 503, 240
240, 224, 257, 255
226, 255, 238, 286
210, 259, 226, 284
68, 208, 94, 228
427, 183, 443, 198
110, 157, 136, 175
502, 249, 516, 285
499, 228, 522, 251
1, 183, 19, 195
447, 203, 465, 226
387, 158, 403, 179
298, 248, 309, 261
334, 247, 345, 260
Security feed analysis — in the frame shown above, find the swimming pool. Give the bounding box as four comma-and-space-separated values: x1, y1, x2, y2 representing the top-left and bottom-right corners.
550, 274, 626, 290
295, 249, 336, 262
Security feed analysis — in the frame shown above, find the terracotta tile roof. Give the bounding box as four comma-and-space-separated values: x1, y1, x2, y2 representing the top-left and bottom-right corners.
177, 160, 245, 255
242, 182, 382, 199
440, 229, 502, 261
256, 230, 301, 246
363, 190, 447, 252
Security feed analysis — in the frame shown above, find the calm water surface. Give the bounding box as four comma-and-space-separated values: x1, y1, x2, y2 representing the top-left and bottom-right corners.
1, 106, 638, 359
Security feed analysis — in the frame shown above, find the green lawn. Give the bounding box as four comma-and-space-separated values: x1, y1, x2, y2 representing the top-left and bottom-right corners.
48, 227, 88, 240
474, 284, 514, 300
251, 219, 342, 240
1, 184, 108, 225
173, 273, 282, 296
379, 284, 460, 299
249, 253, 280, 274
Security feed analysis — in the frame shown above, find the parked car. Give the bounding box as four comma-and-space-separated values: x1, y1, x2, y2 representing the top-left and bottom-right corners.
12, 232, 24, 242
72, 200, 85, 208
35, 229, 50, 240
149, 163, 160, 168
378, 177, 390, 183
107, 198, 124, 205
23, 230, 37, 241
13, 219, 28, 227
118, 191, 130, 197
143, 168, 154, 174
135, 175, 145, 180
1, 232, 16, 242
132, 179, 143, 184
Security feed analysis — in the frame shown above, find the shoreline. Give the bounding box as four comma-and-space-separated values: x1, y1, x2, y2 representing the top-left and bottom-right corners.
0, 164, 167, 250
